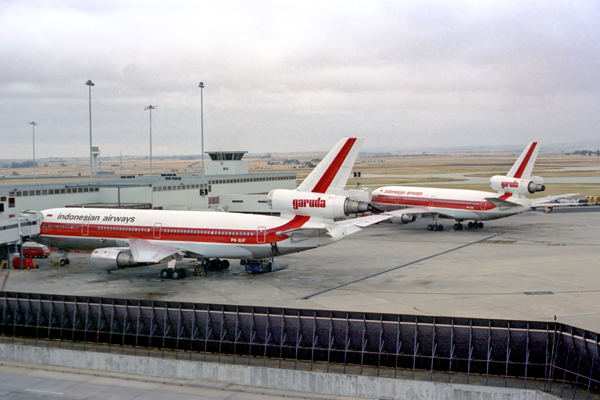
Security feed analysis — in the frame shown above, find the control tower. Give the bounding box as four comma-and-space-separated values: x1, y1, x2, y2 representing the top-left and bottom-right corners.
91, 146, 100, 175
204, 151, 248, 175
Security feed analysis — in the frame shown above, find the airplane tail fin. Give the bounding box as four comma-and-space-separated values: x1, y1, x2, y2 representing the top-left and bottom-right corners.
297, 137, 364, 193
506, 142, 539, 179
489, 142, 545, 196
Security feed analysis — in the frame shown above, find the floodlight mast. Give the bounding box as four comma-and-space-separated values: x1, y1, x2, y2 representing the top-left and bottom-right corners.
29, 121, 38, 182
199, 81, 205, 178
85, 79, 95, 181
144, 105, 157, 175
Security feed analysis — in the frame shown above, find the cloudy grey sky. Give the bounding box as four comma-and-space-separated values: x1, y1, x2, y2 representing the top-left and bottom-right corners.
1, 0, 599, 158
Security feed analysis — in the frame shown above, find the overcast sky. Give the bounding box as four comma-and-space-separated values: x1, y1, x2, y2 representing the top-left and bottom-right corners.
1, 0, 599, 158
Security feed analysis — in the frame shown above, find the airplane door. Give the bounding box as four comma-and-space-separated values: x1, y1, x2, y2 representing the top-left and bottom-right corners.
153, 223, 162, 239
82, 220, 89, 236
480, 201, 486, 210
429, 196, 435, 207
257, 226, 266, 244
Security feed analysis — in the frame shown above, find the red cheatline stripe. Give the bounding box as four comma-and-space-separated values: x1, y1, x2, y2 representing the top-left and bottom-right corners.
40, 215, 311, 244
513, 142, 537, 179
312, 138, 357, 193
499, 193, 512, 200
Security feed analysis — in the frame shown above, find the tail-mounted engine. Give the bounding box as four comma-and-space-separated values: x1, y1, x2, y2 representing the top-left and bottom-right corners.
268, 189, 375, 219
489, 175, 545, 195
91, 248, 152, 270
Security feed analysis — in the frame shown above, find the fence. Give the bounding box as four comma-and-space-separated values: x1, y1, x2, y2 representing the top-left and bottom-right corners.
1, 291, 599, 398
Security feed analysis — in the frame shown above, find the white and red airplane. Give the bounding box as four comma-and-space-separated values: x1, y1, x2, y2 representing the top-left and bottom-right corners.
373, 142, 573, 231
35, 138, 387, 277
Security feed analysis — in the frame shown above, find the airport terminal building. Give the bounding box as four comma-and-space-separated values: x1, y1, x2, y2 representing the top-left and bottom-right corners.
0, 151, 296, 219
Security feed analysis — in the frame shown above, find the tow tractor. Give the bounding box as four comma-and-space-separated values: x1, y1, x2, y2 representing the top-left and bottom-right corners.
241, 258, 287, 273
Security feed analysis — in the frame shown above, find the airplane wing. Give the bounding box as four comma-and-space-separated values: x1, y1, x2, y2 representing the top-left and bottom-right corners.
531, 193, 580, 207
128, 238, 185, 263
384, 206, 434, 218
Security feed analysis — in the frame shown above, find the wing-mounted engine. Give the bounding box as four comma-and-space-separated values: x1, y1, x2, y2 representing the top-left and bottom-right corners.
268, 189, 375, 219
91, 248, 154, 270
390, 214, 417, 224
489, 175, 545, 195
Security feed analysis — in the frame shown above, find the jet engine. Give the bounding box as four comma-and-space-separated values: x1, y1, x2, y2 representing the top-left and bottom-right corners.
489, 176, 545, 195
389, 214, 417, 224
268, 189, 376, 219
91, 248, 152, 270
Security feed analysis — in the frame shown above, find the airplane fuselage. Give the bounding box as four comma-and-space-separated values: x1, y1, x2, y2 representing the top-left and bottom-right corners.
37, 208, 343, 259
372, 186, 531, 221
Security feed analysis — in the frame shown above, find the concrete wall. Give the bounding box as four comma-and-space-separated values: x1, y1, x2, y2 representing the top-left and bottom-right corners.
0, 343, 558, 400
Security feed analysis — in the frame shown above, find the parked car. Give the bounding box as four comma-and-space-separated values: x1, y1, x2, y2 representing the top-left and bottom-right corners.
22, 243, 51, 258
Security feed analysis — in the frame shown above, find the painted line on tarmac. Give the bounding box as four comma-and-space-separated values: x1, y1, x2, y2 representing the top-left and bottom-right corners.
301, 232, 503, 300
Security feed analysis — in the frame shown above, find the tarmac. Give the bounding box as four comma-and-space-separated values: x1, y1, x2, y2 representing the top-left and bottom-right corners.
4, 207, 600, 333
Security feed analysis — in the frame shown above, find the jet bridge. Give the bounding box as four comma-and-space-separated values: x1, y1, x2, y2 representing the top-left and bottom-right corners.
0, 212, 41, 270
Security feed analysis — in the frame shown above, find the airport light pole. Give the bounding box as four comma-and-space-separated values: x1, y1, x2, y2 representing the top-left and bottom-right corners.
86, 79, 95, 181
29, 121, 38, 182
144, 105, 157, 175
199, 81, 205, 178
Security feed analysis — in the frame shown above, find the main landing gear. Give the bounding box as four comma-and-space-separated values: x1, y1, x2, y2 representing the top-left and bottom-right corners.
427, 214, 444, 231
427, 224, 444, 231
205, 259, 230, 270
452, 221, 484, 230
427, 219, 485, 231
160, 267, 187, 280
160, 258, 188, 280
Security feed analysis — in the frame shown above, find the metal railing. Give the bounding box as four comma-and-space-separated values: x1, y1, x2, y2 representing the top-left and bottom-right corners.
1, 291, 599, 398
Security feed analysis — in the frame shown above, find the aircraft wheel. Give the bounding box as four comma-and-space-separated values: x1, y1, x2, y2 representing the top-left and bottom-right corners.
66, 259, 70, 265
453, 224, 459, 230
220, 260, 230, 270
160, 269, 172, 279
478, 222, 484, 229
427, 225, 434, 231
59, 259, 67, 266
458, 224, 463, 230
171, 269, 181, 280
179, 268, 187, 278
437, 225, 444, 231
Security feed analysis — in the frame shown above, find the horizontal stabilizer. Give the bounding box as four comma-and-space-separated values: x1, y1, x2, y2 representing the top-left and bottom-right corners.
485, 197, 521, 208
277, 228, 333, 242
335, 213, 392, 235
129, 238, 184, 263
